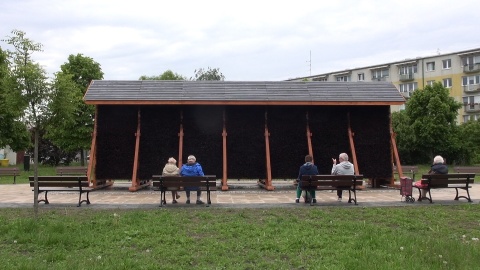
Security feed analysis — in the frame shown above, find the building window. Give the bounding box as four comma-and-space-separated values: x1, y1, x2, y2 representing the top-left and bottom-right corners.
399, 64, 417, 75
336, 75, 350, 82
443, 78, 452, 88
462, 75, 480, 86
371, 69, 389, 80
427, 80, 435, 86
462, 55, 480, 66
442, 59, 451, 69
426, 62, 435, 71
312, 77, 327, 81
358, 73, 364, 81
399, 82, 418, 93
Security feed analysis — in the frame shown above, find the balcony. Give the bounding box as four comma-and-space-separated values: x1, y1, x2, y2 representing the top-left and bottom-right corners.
463, 84, 480, 93
464, 103, 480, 113
399, 73, 414, 81
463, 63, 480, 73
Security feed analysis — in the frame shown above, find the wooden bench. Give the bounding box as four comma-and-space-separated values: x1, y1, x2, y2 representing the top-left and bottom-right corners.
453, 166, 480, 174
151, 175, 217, 207
0, 167, 20, 184
416, 173, 475, 203
394, 165, 418, 180
299, 175, 364, 205
29, 176, 92, 207
56, 166, 87, 175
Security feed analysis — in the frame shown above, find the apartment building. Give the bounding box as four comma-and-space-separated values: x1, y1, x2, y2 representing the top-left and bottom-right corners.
287, 48, 480, 124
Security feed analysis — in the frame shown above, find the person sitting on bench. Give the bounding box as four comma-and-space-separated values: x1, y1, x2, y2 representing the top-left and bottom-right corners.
331, 153, 354, 202
180, 155, 205, 205
295, 154, 319, 203
414, 155, 448, 198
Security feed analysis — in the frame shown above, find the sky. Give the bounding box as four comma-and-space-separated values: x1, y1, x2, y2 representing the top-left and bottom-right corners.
1, 0, 479, 81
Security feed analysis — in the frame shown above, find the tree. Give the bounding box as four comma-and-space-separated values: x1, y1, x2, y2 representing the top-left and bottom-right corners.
3, 29, 50, 216
139, 70, 186, 80
0, 47, 30, 151
457, 120, 480, 164
191, 67, 225, 81
46, 54, 104, 165
394, 82, 462, 163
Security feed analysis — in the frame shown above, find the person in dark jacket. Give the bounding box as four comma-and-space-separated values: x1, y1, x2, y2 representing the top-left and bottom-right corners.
296, 155, 319, 203
180, 155, 205, 204
414, 155, 448, 198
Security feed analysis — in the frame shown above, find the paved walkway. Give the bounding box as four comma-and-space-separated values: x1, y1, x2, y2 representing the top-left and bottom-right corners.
1, 181, 479, 209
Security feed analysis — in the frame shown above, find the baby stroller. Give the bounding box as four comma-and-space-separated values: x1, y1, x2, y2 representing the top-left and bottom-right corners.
400, 177, 415, 203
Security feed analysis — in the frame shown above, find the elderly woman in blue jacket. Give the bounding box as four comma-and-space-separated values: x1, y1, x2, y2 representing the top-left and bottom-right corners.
180, 155, 205, 204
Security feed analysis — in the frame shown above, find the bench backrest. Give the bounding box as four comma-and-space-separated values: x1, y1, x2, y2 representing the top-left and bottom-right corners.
29, 176, 90, 187
56, 166, 87, 175
151, 175, 216, 188
0, 167, 20, 176
453, 167, 480, 174
420, 173, 475, 188
300, 175, 364, 187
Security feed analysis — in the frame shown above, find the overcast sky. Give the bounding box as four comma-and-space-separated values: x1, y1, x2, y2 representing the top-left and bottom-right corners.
1, 0, 479, 81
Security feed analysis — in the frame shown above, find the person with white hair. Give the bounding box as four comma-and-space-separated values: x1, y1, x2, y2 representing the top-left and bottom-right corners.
162, 157, 181, 204
331, 152, 354, 202
180, 155, 205, 204
414, 155, 448, 199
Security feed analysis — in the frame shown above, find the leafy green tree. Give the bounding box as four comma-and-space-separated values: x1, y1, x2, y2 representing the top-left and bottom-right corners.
457, 120, 480, 164
0, 46, 30, 151
46, 54, 104, 165
191, 67, 225, 81
394, 82, 462, 163
139, 70, 186, 80
3, 29, 51, 215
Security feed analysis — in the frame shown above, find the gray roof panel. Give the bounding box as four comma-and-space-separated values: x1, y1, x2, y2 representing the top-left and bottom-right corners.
83, 80, 405, 104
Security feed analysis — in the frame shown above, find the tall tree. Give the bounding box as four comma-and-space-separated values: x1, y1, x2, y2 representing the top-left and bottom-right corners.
3, 29, 50, 216
397, 82, 462, 163
139, 70, 186, 80
46, 54, 104, 165
457, 120, 480, 164
191, 67, 225, 81
0, 47, 29, 150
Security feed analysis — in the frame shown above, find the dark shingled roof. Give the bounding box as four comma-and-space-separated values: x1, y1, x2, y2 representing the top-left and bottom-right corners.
83, 80, 405, 105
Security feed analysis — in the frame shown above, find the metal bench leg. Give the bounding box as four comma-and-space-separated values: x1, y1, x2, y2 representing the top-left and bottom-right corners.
37, 191, 49, 204
160, 191, 165, 207
78, 191, 91, 207
455, 188, 472, 202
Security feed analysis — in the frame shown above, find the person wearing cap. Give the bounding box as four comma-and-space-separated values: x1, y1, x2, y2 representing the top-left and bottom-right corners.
161, 157, 181, 204
180, 155, 205, 204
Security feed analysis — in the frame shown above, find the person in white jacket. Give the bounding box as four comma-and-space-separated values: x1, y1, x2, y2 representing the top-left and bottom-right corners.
331, 153, 354, 202
162, 157, 181, 204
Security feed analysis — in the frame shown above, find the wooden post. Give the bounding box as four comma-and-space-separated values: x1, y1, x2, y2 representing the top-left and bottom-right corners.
222, 109, 228, 191
391, 128, 403, 181
87, 106, 98, 187
178, 110, 184, 168
306, 112, 314, 162
129, 108, 141, 191
264, 110, 274, 190
347, 112, 359, 174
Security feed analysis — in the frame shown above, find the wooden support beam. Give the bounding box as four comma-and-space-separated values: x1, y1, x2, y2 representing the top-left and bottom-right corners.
391, 128, 403, 182
306, 112, 314, 163
178, 110, 184, 168
222, 109, 228, 191
87, 106, 98, 187
347, 112, 359, 174
129, 108, 142, 191
263, 110, 274, 190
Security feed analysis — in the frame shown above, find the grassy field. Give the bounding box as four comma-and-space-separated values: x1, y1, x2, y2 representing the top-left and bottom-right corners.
0, 206, 479, 269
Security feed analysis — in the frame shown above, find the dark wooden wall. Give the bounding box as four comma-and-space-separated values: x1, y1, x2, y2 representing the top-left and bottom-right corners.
94, 105, 393, 181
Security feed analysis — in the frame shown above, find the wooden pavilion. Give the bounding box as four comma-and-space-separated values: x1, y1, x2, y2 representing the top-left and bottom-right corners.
83, 80, 406, 191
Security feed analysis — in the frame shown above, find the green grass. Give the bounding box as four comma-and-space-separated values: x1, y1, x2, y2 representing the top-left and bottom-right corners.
0, 206, 479, 269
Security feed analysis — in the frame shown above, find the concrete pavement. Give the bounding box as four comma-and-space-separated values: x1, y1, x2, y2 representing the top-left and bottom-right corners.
1, 181, 479, 209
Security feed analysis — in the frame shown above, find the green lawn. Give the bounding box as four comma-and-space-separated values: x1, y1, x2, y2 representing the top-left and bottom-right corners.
0, 206, 479, 269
